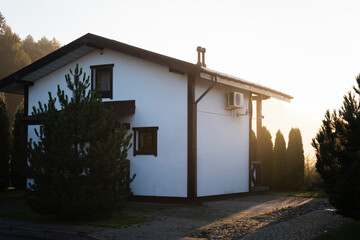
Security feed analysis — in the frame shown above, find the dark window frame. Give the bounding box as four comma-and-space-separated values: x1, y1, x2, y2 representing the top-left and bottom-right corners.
90, 64, 114, 99
133, 127, 159, 156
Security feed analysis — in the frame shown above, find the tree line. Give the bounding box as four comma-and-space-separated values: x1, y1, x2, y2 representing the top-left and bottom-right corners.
0, 12, 60, 127
250, 127, 305, 190
0, 12, 60, 190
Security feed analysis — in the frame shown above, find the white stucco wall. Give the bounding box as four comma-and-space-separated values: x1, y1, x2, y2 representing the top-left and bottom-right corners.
27, 49, 188, 197
196, 78, 250, 197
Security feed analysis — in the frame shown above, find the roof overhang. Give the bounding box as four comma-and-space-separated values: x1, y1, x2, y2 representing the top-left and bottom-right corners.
199, 68, 293, 102
0, 33, 199, 94
23, 100, 135, 125
0, 33, 292, 102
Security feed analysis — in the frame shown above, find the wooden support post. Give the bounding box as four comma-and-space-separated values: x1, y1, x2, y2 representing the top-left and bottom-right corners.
256, 97, 262, 186
187, 75, 197, 200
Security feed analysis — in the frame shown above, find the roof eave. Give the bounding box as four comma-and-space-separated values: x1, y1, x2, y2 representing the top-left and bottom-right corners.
199, 69, 293, 102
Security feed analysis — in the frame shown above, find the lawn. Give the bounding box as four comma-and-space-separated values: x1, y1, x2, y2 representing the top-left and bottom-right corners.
314, 221, 360, 240
290, 190, 327, 198
0, 210, 148, 228
0, 190, 148, 228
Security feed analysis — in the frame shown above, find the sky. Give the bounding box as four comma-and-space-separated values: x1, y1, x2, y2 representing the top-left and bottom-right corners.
2, 0, 360, 156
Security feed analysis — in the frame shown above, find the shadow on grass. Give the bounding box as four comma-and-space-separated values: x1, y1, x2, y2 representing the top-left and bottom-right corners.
314, 221, 360, 240
0, 210, 148, 228
0, 190, 149, 228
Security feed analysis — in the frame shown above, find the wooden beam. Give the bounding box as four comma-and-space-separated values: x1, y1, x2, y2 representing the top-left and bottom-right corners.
187, 75, 197, 200
252, 95, 270, 101
256, 98, 262, 186
249, 92, 252, 190
199, 72, 292, 102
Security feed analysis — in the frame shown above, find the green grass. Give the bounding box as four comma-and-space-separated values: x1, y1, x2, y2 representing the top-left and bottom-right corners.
0, 210, 148, 228
290, 190, 327, 198
72, 215, 148, 228
0, 191, 149, 228
0, 211, 54, 222
0, 190, 26, 200
314, 221, 360, 240
125, 204, 167, 213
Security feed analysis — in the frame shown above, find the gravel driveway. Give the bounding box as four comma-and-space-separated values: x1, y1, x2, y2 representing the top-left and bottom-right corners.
89, 193, 348, 240
0, 192, 349, 240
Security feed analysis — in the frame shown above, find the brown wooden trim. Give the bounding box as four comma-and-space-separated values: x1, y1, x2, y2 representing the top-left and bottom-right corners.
131, 191, 260, 203
103, 100, 135, 118
248, 92, 252, 190
131, 195, 188, 204
90, 64, 115, 69
251, 95, 270, 101
169, 68, 185, 75
132, 127, 159, 156
187, 75, 197, 200
16, 80, 34, 86
90, 64, 114, 99
24, 86, 29, 117
196, 191, 260, 202
256, 97, 262, 186
24, 85, 29, 142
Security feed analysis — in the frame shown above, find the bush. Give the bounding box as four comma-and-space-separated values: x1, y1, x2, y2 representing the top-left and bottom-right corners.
302, 154, 324, 191
27, 65, 134, 219
312, 74, 360, 220
11, 102, 27, 190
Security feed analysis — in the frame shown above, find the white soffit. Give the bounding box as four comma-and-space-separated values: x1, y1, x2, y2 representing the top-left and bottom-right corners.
22, 45, 95, 82
199, 69, 292, 103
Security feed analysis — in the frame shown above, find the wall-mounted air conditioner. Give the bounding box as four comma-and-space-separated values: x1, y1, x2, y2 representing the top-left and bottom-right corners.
226, 92, 244, 109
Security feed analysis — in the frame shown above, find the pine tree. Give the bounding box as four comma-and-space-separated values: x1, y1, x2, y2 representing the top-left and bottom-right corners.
286, 128, 305, 190
272, 130, 286, 190
0, 12, 60, 131
27, 64, 134, 219
261, 127, 273, 187
0, 93, 10, 190
11, 102, 27, 190
312, 74, 360, 220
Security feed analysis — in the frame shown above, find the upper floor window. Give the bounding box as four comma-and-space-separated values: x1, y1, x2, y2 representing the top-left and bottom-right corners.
90, 64, 114, 99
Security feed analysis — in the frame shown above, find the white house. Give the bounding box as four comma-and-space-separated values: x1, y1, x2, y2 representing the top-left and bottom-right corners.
0, 34, 292, 202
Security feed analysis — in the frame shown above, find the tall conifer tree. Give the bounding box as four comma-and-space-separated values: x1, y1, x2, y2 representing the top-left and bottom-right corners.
261, 127, 273, 187
273, 130, 286, 189
287, 128, 305, 190
312, 74, 360, 220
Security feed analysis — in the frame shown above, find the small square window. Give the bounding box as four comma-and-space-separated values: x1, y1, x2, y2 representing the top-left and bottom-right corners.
90, 64, 114, 99
133, 127, 159, 156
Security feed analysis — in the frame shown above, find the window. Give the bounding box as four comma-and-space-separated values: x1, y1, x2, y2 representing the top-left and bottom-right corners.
133, 127, 159, 156
90, 64, 114, 99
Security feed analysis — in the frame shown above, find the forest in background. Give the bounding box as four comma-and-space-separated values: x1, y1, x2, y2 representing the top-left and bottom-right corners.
0, 12, 60, 127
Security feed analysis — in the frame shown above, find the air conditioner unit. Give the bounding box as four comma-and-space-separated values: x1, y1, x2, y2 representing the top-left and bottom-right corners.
226, 92, 244, 109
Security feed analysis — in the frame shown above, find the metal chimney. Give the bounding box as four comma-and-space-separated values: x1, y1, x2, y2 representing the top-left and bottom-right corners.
196, 46, 202, 66
196, 46, 207, 67
201, 47, 206, 68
